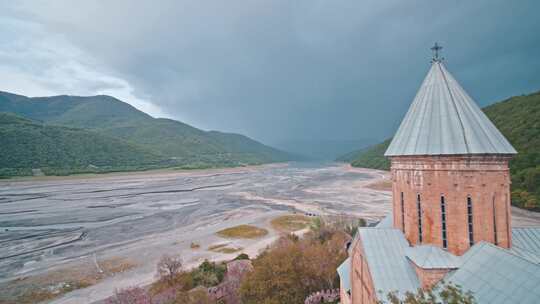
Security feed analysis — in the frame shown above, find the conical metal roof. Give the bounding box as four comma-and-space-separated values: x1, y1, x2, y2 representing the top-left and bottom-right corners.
385, 61, 517, 156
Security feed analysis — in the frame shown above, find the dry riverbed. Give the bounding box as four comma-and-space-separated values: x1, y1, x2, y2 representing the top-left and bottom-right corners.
1, 162, 537, 304
0, 163, 392, 303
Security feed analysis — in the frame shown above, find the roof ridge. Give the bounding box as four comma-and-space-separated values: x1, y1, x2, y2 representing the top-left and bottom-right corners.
437, 62, 470, 153
413, 74, 434, 154
442, 66, 502, 153
480, 241, 540, 265
390, 66, 434, 154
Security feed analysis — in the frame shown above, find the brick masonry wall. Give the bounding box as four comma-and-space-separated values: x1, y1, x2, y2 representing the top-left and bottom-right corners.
390, 155, 512, 255
410, 261, 452, 289
351, 238, 377, 304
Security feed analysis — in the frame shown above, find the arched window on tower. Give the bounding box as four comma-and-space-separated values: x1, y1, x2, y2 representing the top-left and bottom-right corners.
467, 196, 474, 247
401, 192, 405, 232
441, 195, 447, 249
417, 194, 422, 243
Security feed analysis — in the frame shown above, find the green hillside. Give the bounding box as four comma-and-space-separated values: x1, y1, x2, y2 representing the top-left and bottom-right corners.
0, 92, 150, 128
340, 91, 540, 209
0, 112, 167, 177
484, 91, 540, 209
339, 140, 390, 170
0, 91, 291, 176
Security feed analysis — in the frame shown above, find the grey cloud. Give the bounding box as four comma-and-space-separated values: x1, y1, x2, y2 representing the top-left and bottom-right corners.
2, 0, 540, 147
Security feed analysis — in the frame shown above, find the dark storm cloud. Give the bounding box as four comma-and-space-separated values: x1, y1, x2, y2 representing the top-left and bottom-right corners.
3, 1, 540, 146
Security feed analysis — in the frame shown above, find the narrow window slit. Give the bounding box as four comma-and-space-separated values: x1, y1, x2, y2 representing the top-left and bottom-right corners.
441, 195, 447, 249
493, 195, 498, 245
417, 194, 422, 243
467, 196, 474, 247
401, 192, 405, 232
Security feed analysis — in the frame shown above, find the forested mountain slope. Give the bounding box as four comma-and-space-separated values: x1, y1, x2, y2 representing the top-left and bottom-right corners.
483, 91, 540, 209
0, 112, 165, 176
0, 91, 291, 176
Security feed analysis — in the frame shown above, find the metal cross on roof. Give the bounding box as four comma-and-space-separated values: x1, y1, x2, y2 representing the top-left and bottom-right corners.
431, 42, 443, 61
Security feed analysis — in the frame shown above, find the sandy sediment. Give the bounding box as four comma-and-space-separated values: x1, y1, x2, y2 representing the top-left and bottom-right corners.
49, 210, 286, 304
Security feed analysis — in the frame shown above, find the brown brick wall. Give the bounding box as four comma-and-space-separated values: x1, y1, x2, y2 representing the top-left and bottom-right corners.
390, 155, 512, 255
351, 238, 377, 304
409, 261, 451, 289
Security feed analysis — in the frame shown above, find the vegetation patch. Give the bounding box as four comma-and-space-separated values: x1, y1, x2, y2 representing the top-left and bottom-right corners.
149, 256, 226, 300
483, 91, 540, 210
214, 246, 243, 254
207, 243, 243, 253
343, 139, 391, 170
271, 214, 311, 232
99, 257, 137, 274
216, 225, 268, 239
365, 179, 392, 191
0, 257, 136, 304
239, 221, 349, 304
208, 243, 229, 251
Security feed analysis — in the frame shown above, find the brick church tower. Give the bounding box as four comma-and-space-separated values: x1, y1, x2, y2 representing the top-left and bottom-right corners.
340, 45, 538, 304
384, 44, 517, 255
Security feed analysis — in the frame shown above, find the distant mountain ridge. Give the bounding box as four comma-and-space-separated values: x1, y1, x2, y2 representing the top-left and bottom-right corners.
0, 91, 151, 128
338, 90, 540, 209
275, 139, 377, 160
0, 91, 291, 177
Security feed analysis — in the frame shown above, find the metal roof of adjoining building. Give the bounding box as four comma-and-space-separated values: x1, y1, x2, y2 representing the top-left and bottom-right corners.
405, 245, 462, 269
358, 228, 420, 302
384, 61, 517, 156
444, 242, 540, 304
375, 213, 393, 228
337, 257, 351, 293
511, 227, 540, 264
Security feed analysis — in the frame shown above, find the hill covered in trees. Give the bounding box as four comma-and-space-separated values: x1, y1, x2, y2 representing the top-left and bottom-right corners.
339, 91, 540, 209
336, 139, 391, 170
0, 91, 292, 177
483, 91, 540, 209
0, 113, 169, 177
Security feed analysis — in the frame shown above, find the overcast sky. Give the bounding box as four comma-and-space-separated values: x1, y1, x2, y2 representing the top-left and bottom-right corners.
1, 1, 539, 146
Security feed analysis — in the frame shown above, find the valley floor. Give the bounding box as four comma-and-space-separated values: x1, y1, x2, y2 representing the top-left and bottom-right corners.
0, 163, 538, 304
0, 162, 391, 303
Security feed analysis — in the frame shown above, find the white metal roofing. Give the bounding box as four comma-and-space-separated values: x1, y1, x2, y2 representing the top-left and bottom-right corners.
357, 228, 420, 301
344, 221, 540, 303
510, 227, 540, 264
385, 61, 517, 156
405, 245, 461, 269
375, 213, 393, 228
445, 242, 540, 304
337, 257, 351, 293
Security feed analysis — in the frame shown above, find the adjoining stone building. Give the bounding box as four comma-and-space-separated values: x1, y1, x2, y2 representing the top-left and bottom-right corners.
337, 45, 540, 304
